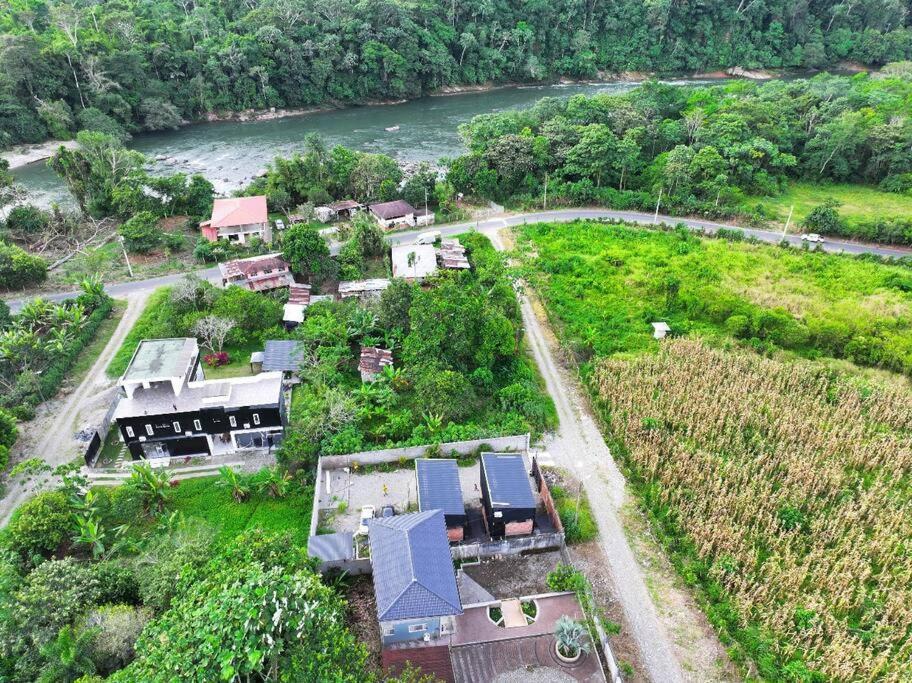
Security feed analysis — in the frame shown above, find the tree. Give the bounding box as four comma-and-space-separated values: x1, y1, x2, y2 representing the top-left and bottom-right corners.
349, 153, 402, 203
6, 491, 71, 559
111, 532, 369, 682
124, 463, 171, 515
564, 124, 618, 187
216, 465, 250, 502
191, 315, 235, 353
118, 212, 161, 253
402, 162, 437, 209
282, 224, 332, 282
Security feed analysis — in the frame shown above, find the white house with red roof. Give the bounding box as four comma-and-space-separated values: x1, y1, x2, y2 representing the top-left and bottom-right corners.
201, 196, 270, 244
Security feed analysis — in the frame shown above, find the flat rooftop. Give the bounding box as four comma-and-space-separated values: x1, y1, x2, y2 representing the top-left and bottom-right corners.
121, 338, 198, 384
391, 243, 438, 279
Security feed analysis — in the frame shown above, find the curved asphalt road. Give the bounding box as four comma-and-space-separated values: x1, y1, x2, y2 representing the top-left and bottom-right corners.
5, 208, 909, 310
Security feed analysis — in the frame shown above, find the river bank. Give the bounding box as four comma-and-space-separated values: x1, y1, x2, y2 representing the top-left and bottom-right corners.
2, 139, 78, 170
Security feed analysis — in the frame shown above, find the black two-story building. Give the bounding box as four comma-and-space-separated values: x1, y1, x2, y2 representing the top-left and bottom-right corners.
114, 338, 286, 460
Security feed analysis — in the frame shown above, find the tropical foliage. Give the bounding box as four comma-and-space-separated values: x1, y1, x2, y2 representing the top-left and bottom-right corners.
2, 0, 912, 147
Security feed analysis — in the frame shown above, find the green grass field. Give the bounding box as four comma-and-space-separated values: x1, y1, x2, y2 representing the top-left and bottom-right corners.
742, 182, 912, 227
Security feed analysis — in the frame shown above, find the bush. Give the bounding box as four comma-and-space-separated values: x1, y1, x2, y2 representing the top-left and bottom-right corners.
6, 491, 71, 560
118, 211, 161, 253
0, 241, 47, 290
547, 563, 588, 594
203, 351, 229, 367
0, 408, 18, 448
83, 604, 150, 675
94, 562, 140, 605
5, 205, 50, 234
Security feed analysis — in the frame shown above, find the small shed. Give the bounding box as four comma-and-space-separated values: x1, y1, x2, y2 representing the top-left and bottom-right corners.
338, 279, 391, 301
249, 351, 264, 374
262, 340, 305, 374
359, 346, 393, 382
283, 304, 306, 330
651, 321, 671, 339
416, 459, 467, 542
479, 453, 536, 539
438, 239, 470, 270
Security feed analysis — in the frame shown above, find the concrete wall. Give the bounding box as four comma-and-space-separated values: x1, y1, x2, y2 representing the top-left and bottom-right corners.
317, 557, 372, 575
381, 616, 443, 645
319, 433, 530, 469
450, 530, 564, 561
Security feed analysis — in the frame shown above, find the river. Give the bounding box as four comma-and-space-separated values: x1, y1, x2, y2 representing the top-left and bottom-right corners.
12, 79, 720, 208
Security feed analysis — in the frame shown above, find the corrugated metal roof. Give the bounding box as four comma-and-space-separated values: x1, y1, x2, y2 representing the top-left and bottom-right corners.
262, 340, 305, 372
481, 453, 536, 510
308, 533, 354, 562
368, 509, 463, 622
416, 459, 466, 518
359, 346, 393, 375
369, 199, 416, 220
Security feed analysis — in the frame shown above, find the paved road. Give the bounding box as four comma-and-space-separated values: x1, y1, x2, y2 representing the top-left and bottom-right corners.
6, 208, 909, 310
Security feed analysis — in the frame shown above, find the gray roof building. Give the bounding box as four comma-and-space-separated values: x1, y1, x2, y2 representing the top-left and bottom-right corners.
262, 340, 305, 373
368, 509, 462, 622
480, 453, 536, 509
416, 459, 467, 526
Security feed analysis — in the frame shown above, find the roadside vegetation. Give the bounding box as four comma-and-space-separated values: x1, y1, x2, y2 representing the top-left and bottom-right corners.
450, 71, 912, 244
519, 220, 912, 681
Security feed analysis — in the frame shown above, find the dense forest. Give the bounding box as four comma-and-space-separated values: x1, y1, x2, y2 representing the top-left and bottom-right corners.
2, 0, 912, 147
448, 69, 912, 243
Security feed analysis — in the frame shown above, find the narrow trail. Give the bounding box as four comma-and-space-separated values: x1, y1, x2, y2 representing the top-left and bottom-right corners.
0, 292, 149, 526
486, 227, 685, 682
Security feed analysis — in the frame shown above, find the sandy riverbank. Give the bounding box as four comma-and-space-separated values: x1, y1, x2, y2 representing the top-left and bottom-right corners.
2, 139, 77, 170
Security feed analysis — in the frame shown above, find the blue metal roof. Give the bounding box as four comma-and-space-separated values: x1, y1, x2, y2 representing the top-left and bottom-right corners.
262, 340, 304, 372
416, 459, 466, 518
368, 509, 462, 622
481, 453, 536, 510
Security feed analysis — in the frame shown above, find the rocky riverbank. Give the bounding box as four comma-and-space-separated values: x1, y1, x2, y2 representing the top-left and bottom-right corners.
2, 139, 78, 170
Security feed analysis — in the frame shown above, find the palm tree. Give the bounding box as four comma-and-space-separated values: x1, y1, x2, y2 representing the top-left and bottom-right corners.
554, 616, 591, 659
217, 465, 251, 503
347, 308, 379, 340
125, 462, 172, 515
37, 626, 97, 683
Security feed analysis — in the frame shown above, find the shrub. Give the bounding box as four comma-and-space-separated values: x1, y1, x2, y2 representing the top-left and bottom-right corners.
94, 562, 140, 605
546, 563, 588, 595
5, 205, 50, 234
6, 491, 71, 560
0, 241, 48, 290
0, 408, 18, 448
802, 200, 844, 236
118, 211, 161, 253
82, 604, 149, 675
203, 351, 229, 367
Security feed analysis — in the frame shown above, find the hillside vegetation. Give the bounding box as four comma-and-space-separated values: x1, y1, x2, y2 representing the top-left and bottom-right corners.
518, 220, 912, 680
2, 0, 912, 147
451, 72, 912, 243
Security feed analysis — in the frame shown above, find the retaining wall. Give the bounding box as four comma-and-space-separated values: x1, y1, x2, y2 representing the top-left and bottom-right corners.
450, 530, 564, 561
318, 433, 530, 469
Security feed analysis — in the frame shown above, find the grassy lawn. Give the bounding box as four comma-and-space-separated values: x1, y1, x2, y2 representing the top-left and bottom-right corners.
201, 341, 261, 379
742, 181, 912, 228
170, 475, 314, 546
68, 298, 127, 383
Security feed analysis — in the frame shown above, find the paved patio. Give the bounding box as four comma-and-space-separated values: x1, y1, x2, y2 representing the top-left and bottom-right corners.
451, 592, 585, 646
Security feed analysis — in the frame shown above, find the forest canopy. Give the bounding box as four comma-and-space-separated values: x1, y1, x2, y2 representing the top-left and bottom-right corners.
2, 0, 912, 147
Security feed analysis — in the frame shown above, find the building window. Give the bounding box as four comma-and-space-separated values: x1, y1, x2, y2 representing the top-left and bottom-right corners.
229, 415, 237, 428
382, 625, 394, 637
145, 424, 154, 436
125, 426, 134, 438
173, 421, 180, 433
253, 413, 260, 425
408, 624, 427, 633
193, 419, 201, 431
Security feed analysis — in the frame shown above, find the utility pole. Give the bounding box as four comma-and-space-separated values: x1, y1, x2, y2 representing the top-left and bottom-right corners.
543, 172, 548, 210
119, 236, 134, 278
653, 187, 663, 224
782, 204, 794, 239
424, 186, 428, 219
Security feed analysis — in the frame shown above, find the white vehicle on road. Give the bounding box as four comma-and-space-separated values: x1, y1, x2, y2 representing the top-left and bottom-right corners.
414, 230, 441, 245
800, 233, 824, 243
357, 505, 375, 535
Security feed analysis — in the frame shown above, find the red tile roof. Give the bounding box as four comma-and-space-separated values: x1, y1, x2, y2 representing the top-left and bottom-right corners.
206, 196, 267, 229
287, 283, 311, 305
382, 645, 454, 683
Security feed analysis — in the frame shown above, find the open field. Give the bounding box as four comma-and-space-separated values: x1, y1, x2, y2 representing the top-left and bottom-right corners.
743, 182, 912, 228
517, 220, 912, 681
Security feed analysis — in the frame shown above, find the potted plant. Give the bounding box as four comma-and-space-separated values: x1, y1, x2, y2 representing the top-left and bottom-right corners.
554, 615, 591, 663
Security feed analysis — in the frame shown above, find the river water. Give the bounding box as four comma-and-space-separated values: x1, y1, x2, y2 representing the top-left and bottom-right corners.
13, 79, 719, 208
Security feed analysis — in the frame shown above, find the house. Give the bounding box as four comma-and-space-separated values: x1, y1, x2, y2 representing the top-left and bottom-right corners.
359, 346, 393, 382
114, 338, 285, 460
438, 239, 470, 270
261, 340, 305, 375
200, 196, 271, 243
218, 253, 294, 292
479, 453, 536, 538
368, 509, 463, 646
283, 283, 311, 330
338, 279, 391, 301
330, 199, 363, 219
416, 459, 467, 542
391, 243, 438, 280
370, 200, 417, 229
415, 208, 436, 227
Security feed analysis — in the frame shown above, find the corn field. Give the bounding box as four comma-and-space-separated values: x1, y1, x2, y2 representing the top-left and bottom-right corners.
593, 339, 912, 681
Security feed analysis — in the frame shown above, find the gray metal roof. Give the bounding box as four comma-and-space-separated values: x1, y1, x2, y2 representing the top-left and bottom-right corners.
481, 453, 536, 510
416, 459, 466, 519
262, 340, 304, 373
308, 533, 354, 562
368, 509, 462, 622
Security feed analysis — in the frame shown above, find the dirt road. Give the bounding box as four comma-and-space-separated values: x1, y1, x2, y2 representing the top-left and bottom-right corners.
0, 292, 149, 526
486, 227, 732, 682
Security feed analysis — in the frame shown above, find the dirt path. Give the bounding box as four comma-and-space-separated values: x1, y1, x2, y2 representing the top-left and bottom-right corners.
0, 292, 149, 525
486, 227, 733, 682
